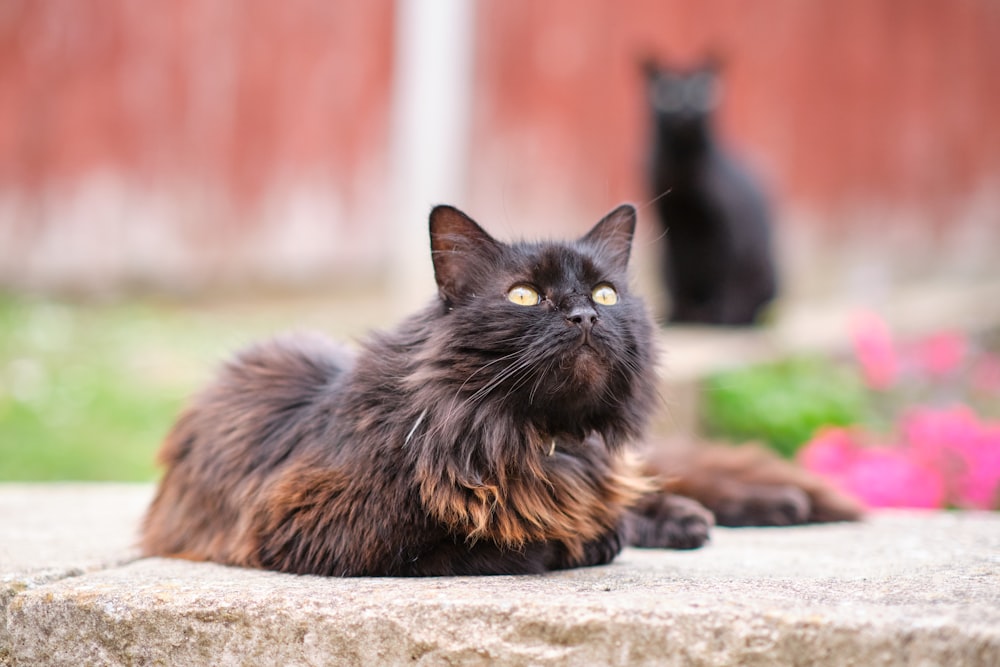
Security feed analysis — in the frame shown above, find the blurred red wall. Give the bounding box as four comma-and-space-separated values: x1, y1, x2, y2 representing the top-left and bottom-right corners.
470, 0, 1000, 234
0, 0, 393, 200
1, 0, 997, 293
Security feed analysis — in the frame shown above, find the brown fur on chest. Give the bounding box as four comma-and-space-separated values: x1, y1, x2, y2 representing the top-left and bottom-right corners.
417, 432, 652, 561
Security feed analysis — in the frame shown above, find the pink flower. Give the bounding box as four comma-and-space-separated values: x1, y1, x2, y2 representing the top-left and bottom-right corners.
952, 421, 1000, 510
798, 427, 859, 478
800, 421, 949, 509
971, 353, 1000, 395
842, 447, 946, 509
800, 315, 999, 510
800, 429, 946, 509
902, 405, 981, 468
850, 310, 899, 390
914, 331, 967, 379
899, 406, 1000, 510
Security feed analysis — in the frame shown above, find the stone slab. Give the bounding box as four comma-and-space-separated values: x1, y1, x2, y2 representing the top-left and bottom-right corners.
0, 483, 153, 664
0, 483, 153, 579
2, 484, 998, 666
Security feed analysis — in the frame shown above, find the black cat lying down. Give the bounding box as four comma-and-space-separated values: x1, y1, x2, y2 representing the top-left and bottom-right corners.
142, 205, 860, 576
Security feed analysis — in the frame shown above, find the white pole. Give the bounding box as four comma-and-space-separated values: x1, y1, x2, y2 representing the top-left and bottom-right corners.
389, 0, 475, 310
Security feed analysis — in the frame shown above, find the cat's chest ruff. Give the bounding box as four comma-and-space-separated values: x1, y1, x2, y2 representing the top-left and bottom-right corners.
440, 430, 631, 553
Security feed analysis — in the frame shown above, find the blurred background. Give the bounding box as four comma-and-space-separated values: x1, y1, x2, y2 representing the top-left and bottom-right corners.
1, 1, 998, 505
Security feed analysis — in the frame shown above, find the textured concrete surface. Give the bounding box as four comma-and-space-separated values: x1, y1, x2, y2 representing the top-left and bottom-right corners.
2, 484, 999, 666
0, 484, 154, 664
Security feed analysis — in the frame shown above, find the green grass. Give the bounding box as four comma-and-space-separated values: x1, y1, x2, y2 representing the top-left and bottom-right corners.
0, 290, 395, 481
1, 297, 203, 480
701, 356, 870, 458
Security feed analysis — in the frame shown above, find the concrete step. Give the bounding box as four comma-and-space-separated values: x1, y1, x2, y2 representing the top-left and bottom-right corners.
2, 484, 998, 666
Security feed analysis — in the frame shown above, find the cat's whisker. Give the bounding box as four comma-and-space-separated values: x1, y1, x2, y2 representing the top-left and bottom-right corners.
404, 408, 428, 446
644, 226, 671, 245
632, 190, 676, 246
528, 358, 557, 405
463, 350, 537, 407
455, 340, 538, 392
455, 351, 524, 396
498, 360, 545, 405
637, 188, 673, 213
462, 339, 565, 410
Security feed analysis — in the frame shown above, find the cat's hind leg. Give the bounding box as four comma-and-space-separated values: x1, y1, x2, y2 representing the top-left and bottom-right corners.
640, 440, 863, 527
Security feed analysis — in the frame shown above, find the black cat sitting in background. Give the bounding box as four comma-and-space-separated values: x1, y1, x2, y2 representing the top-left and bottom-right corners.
644, 58, 777, 325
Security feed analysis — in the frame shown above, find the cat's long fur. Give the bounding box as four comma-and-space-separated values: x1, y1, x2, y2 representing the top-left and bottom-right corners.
142, 205, 859, 576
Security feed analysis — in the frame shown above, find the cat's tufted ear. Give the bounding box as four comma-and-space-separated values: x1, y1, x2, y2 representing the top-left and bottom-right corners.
429, 205, 502, 303
640, 57, 662, 82
581, 204, 636, 271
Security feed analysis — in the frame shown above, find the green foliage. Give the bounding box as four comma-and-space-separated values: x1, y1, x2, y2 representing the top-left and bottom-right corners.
700, 356, 869, 458
0, 296, 233, 481
0, 290, 390, 481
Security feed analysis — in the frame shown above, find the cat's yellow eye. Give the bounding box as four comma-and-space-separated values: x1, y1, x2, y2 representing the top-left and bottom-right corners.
507, 284, 541, 306
592, 284, 618, 306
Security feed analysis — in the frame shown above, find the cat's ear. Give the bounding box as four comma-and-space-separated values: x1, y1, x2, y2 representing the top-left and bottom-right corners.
640, 57, 661, 81
429, 205, 501, 303
581, 204, 636, 271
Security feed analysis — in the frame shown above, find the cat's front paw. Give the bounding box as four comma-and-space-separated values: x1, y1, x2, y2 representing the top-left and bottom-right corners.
625, 493, 714, 550
581, 527, 624, 566
547, 526, 625, 570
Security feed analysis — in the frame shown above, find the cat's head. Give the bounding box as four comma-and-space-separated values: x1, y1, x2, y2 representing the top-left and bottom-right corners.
642, 58, 721, 143
426, 205, 656, 447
